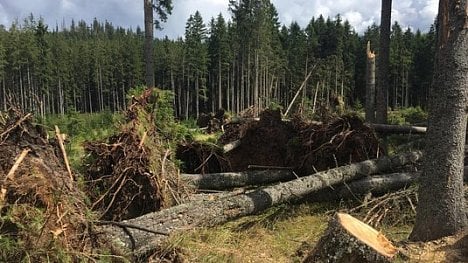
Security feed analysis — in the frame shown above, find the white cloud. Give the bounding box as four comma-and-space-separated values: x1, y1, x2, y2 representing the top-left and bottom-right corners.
0, 0, 438, 36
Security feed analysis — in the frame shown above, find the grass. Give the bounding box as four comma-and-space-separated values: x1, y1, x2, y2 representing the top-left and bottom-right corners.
163, 202, 414, 262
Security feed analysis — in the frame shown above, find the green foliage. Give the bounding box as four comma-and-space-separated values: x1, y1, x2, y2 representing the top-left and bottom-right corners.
388, 106, 427, 125
40, 111, 122, 170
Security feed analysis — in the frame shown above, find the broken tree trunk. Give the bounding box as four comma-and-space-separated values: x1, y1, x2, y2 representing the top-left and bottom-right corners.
370, 123, 427, 134
365, 41, 376, 123
101, 151, 421, 257
303, 213, 398, 263
181, 169, 296, 190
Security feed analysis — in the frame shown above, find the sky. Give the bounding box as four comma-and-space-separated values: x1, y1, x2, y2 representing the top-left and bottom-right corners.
0, 0, 439, 38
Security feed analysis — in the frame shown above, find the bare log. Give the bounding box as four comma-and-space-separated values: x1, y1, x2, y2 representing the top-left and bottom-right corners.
303, 213, 398, 263
180, 169, 296, 190
370, 123, 427, 134
101, 151, 421, 257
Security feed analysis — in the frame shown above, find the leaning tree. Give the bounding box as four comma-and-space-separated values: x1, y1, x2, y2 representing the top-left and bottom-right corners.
410, 0, 468, 241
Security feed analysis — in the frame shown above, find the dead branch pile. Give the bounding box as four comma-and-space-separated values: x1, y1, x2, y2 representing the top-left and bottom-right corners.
0, 108, 106, 261
84, 89, 188, 221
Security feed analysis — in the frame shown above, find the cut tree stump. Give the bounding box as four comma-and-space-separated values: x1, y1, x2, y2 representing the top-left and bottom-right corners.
303, 213, 398, 263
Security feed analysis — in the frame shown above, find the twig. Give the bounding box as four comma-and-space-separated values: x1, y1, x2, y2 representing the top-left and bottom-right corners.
55, 125, 73, 181
5, 148, 31, 181
95, 220, 169, 236
194, 152, 214, 172
0, 113, 32, 141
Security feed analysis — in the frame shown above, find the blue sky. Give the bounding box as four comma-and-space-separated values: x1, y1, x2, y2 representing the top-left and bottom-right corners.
0, 0, 438, 37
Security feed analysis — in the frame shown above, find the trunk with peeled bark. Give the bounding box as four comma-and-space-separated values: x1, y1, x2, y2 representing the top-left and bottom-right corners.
410, 0, 468, 241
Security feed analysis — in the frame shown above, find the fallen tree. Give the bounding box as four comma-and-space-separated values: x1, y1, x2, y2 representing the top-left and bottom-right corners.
181, 169, 296, 190
312, 166, 468, 202
370, 123, 427, 134
101, 151, 422, 258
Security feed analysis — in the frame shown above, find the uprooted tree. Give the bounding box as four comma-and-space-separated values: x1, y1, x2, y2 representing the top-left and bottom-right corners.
409, 0, 468, 241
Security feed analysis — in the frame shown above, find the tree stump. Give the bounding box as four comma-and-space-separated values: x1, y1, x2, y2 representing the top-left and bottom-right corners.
303, 213, 398, 263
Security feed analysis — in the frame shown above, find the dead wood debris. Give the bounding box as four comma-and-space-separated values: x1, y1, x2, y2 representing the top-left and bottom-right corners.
0, 108, 110, 262
84, 89, 190, 221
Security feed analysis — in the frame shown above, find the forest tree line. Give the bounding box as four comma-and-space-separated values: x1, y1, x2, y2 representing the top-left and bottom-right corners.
0, 1, 435, 119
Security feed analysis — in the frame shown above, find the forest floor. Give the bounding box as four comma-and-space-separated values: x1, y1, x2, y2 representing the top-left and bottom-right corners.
162, 191, 467, 263
1, 100, 466, 262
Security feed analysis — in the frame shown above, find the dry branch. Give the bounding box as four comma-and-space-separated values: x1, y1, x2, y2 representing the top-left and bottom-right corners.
4, 148, 30, 181
55, 125, 73, 181
0, 112, 32, 141
101, 151, 422, 256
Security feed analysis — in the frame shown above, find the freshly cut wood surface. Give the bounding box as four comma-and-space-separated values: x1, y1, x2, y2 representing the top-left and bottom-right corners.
304, 213, 397, 263
337, 213, 397, 258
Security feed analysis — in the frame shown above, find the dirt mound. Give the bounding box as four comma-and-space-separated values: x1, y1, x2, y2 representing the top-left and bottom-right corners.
84, 89, 188, 221
0, 109, 103, 261
291, 115, 382, 175
176, 142, 230, 174
209, 110, 382, 176
224, 109, 296, 172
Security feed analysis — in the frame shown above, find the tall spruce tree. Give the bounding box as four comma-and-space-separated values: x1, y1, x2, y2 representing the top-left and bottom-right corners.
410, 0, 468, 241
144, 0, 172, 88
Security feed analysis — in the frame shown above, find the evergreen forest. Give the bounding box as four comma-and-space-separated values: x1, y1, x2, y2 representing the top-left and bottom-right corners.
0, 2, 435, 119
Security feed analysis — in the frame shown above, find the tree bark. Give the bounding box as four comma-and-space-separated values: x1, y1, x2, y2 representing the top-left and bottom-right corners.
101, 151, 422, 256
313, 168, 468, 202
410, 0, 468, 241
303, 213, 398, 263
180, 169, 296, 190
365, 41, 376, 122
376, 0, 392, 124
144, 0, 155, 88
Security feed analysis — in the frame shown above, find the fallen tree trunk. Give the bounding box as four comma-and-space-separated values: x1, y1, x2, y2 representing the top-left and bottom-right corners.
101, 151, 422, 257
312, 166, 468, 201
370, 123, 427, 134
303, 213, 398, 263
181, 169, 296, 190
